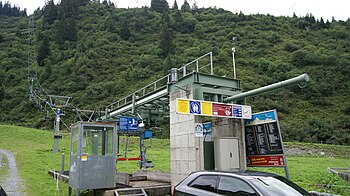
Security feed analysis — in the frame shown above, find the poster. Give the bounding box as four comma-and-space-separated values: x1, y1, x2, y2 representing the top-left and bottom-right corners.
201, 101, 212, 116
212, 103, 233, 117
177, 99, 189, 114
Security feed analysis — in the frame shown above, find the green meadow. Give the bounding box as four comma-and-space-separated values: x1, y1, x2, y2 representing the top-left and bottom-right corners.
0, 125, 349, 195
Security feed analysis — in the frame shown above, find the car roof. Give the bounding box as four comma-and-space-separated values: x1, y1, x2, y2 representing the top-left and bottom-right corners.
189, 170, 280, 180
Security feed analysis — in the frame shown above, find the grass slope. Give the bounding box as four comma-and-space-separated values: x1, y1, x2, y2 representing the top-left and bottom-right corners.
0, 125, 349, 195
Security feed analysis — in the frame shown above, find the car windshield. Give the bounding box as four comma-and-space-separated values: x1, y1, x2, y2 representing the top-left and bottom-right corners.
250, 176, 310, 196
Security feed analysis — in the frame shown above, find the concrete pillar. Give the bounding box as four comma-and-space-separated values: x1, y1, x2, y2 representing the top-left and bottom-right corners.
211, 118, 247, 170
169, 85, 204, 188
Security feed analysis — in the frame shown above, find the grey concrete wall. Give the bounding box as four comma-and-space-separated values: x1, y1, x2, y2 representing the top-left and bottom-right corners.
211, 118, 247, 170
169, 85, 204, 188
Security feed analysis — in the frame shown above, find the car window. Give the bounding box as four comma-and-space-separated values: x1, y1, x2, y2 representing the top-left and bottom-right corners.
218, 176, 258, 196
250, 176, 310, 196
189, 175, 218, 193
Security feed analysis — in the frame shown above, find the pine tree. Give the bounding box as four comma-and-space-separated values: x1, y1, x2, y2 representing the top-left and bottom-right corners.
0, 2, 3, 15
172, 0, 178, 10
173, 10, 183, 31
319, 17, 325, 29
181, 0, 191, 12
37, 36, 50, 66
151, 0, 169, 13
3, 2, 11, 16
21, 8, 27, 16
159, 11, 174, 58
325, 20, 331, 28
44, 0, 58, 25
120, 19, 131, 40
192, 1, 198, 11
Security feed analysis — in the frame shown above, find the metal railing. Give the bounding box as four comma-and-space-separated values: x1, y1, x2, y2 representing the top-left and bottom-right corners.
105, 52, 213, 113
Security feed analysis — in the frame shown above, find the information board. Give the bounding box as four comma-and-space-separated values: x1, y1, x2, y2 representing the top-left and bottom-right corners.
176, 98, 252, 119
245, 121, 283, 155
245, 110, 286, 168
118, 116, 138, 131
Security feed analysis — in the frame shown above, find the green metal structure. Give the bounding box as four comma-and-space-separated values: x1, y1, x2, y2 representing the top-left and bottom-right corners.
100, 52, 309, 126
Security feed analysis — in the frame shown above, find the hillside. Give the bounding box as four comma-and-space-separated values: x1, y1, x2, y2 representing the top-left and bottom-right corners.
0, 0, 349, 144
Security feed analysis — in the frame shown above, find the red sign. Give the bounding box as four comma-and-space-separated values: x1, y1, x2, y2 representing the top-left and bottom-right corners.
247, 155, 285, 167
212, 103, 232, 117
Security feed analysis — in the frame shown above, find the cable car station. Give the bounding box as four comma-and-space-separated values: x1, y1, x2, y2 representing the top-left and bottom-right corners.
60, 52, 309, 195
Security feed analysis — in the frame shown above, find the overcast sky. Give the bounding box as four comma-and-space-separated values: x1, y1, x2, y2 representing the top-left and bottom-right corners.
6, 0, 350, 21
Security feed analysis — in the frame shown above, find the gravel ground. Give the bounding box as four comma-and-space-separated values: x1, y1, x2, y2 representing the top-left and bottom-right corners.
0, 149, 23, 196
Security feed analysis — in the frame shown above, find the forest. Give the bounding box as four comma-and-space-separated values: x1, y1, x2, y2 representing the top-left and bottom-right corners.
0, 0, 349, 144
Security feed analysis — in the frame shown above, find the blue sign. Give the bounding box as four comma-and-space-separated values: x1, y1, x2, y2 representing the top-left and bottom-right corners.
119, 116, 129, 131
56, 109, 61, 116
119, 116, 138, 131
128, 117, 138, 130
232, 105, 242, 118
245, 110, 277, 125
203, 122, 212, 134
190, 101, 201, 114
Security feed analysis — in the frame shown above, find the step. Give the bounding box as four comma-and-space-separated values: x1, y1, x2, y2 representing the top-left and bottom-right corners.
115, 188, 147, 196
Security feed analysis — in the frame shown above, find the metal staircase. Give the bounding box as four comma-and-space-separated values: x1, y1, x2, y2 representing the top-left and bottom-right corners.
100, 52, 214, 124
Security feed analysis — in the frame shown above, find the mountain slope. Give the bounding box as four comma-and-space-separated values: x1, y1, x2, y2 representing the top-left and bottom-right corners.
0, 1, 349, 144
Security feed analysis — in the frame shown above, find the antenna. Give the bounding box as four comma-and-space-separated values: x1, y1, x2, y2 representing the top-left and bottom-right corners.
232, 37, 238, 79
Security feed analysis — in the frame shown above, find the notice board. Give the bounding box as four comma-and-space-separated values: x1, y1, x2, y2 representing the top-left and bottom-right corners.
245, 110, 287, 167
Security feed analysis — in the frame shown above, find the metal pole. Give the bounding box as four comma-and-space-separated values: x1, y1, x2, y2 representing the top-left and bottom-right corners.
60, 153, 64, 196
232, 48, 236, 79
210, 52, 213, 75
139, 132, 144, 169
273, 110, 290, 180
224, 74, 310, 102
53, 108, 61, 152
132, 94, 136, 115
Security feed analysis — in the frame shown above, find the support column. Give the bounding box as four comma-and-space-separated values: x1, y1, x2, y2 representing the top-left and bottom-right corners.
53, 108, 61, 152
169, 85, 204, 188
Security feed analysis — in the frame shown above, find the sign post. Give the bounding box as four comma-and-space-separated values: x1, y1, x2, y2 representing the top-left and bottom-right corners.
245, 110, 290, 179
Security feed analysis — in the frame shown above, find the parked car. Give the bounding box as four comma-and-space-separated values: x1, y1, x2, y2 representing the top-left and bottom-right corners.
173, 170, 310, 196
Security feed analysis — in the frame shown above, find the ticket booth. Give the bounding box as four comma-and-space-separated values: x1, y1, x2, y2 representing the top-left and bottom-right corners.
68, 122, 117, 193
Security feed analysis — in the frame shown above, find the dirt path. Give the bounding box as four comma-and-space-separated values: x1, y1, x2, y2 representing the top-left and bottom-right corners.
0, 149, 23, 196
